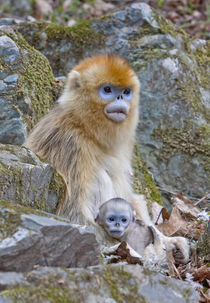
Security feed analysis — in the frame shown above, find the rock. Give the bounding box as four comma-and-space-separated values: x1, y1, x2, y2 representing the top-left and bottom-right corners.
0, 26, 58, 145
0, 144, 65, 212
0, 0, 33, 16
0, 265, 199, 302
0, 200, 100, 272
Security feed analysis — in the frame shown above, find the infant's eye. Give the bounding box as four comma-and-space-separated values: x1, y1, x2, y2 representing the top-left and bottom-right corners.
121, 218, 127, 223
108, 216, 115, 222
104, 86, 112, 93
123, 88, 131, 95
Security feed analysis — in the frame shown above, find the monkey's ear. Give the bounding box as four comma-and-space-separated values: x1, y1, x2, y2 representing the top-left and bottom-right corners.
68, 70, 81, 90
132, 210, 136, 222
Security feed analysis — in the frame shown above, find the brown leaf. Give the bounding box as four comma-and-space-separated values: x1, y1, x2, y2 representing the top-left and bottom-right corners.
115, 241, 143, 265
173, 193, 201, 219
162, 208, 170, 221
193, 265, 210, 282
157, 206, 188, 236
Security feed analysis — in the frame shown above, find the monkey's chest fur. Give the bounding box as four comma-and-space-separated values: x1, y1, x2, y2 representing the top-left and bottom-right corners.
88, 161, 133, 224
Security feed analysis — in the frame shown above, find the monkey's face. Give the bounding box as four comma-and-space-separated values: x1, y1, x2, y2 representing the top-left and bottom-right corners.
68, 54, 140, 125
104, 211, 131, 239
99, 84, 132, 123
96, 198, 135, 240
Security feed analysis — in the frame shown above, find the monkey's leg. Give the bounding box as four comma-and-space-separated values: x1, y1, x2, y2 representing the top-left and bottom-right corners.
131, 194, 153, 225
131, 194, 190, 264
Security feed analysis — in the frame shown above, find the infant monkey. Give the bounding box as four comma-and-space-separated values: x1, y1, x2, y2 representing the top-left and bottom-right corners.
95, 198, 155, 256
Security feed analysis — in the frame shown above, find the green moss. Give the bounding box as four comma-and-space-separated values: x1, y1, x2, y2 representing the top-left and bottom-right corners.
132, 145, 162, 206
1, 278, 76, 303
1, 266, 144, 303
0, 199, 71, 240
104, 266, 141, 303
152, 122, 210, 172
0, 29, 58, 131
0, 144, 65, 212
49, 171, 66, 213
0, 205, 21, 241
19, 20, 105, 58
198, 230, 210, 262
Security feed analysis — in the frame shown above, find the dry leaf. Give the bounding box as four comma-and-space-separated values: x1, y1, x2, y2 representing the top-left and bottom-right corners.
157, 206, 188, 236
105, 241, 143, 265
193, 265, 210, 282
172, 193, 201, 219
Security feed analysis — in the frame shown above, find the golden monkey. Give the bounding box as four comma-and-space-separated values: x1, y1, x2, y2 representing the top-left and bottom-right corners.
25, 54, 189, 263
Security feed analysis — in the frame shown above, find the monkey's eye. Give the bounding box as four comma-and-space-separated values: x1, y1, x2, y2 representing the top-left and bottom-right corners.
108, 216, 115, 222
99, 84, 115, 101
121, 218, 127, 223
104, 86, 112, 94
123, 88, 131, 95
122, 87, 133, 101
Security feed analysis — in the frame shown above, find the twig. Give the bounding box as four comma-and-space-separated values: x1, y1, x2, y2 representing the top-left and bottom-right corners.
155, 208, 163, 225
195, 193, 210, 206
172, 263, 183, 281
157, 187, 210, 204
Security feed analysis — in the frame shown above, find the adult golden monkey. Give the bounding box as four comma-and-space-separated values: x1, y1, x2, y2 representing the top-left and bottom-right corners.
25, 54, 189, 263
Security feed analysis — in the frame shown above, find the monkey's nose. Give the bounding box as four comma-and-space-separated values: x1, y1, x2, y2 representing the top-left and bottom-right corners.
117, 95, 123, 100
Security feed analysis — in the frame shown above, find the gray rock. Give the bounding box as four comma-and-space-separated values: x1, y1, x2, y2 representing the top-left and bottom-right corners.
0, 144, 64, 213
0, 26, 58, 145
0, 0, 33, 16
0, 265, 199, 303
0, 201, 100, 272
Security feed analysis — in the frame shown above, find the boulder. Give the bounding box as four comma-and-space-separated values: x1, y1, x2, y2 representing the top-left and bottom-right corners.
0, 200, 100, 272
0, 144, 64, 212
0, 265, 199, 303
0, 26, 58, 145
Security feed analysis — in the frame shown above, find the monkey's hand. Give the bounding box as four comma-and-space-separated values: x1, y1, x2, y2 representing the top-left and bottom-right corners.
163, 236, 190, 264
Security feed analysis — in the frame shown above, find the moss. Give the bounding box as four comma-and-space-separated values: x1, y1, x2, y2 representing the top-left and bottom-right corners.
0, 29, 58, 131
132, 145, 162, 206
152, 122, 210, 172
103, 266, 142, 303
18, 20, 105, 63
197, 230, 210, 262
0, 144, 65, 212
0, 199, 71, 238
0, 205, 21, 241
1, 266, 144, 303
49, 171, 66, 213
1, 278, 76, 303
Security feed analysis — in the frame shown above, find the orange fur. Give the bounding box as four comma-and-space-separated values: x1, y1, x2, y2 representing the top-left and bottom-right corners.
25, 54, 140, 224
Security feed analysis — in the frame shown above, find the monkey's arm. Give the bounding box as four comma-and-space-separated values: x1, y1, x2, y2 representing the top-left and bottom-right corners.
131, 194, 190, 264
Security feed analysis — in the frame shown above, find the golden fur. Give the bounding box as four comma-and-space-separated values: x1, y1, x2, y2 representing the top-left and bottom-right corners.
25, 54, 140, 224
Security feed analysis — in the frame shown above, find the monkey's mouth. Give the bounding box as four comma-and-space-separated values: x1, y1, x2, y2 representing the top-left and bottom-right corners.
109, 229, 123, 239
104, 106, 128, 123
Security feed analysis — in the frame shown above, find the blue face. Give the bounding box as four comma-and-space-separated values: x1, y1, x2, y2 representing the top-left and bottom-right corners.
105, 213, 130, 239
99, 84, 133, 123
99, 84, 133, 102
